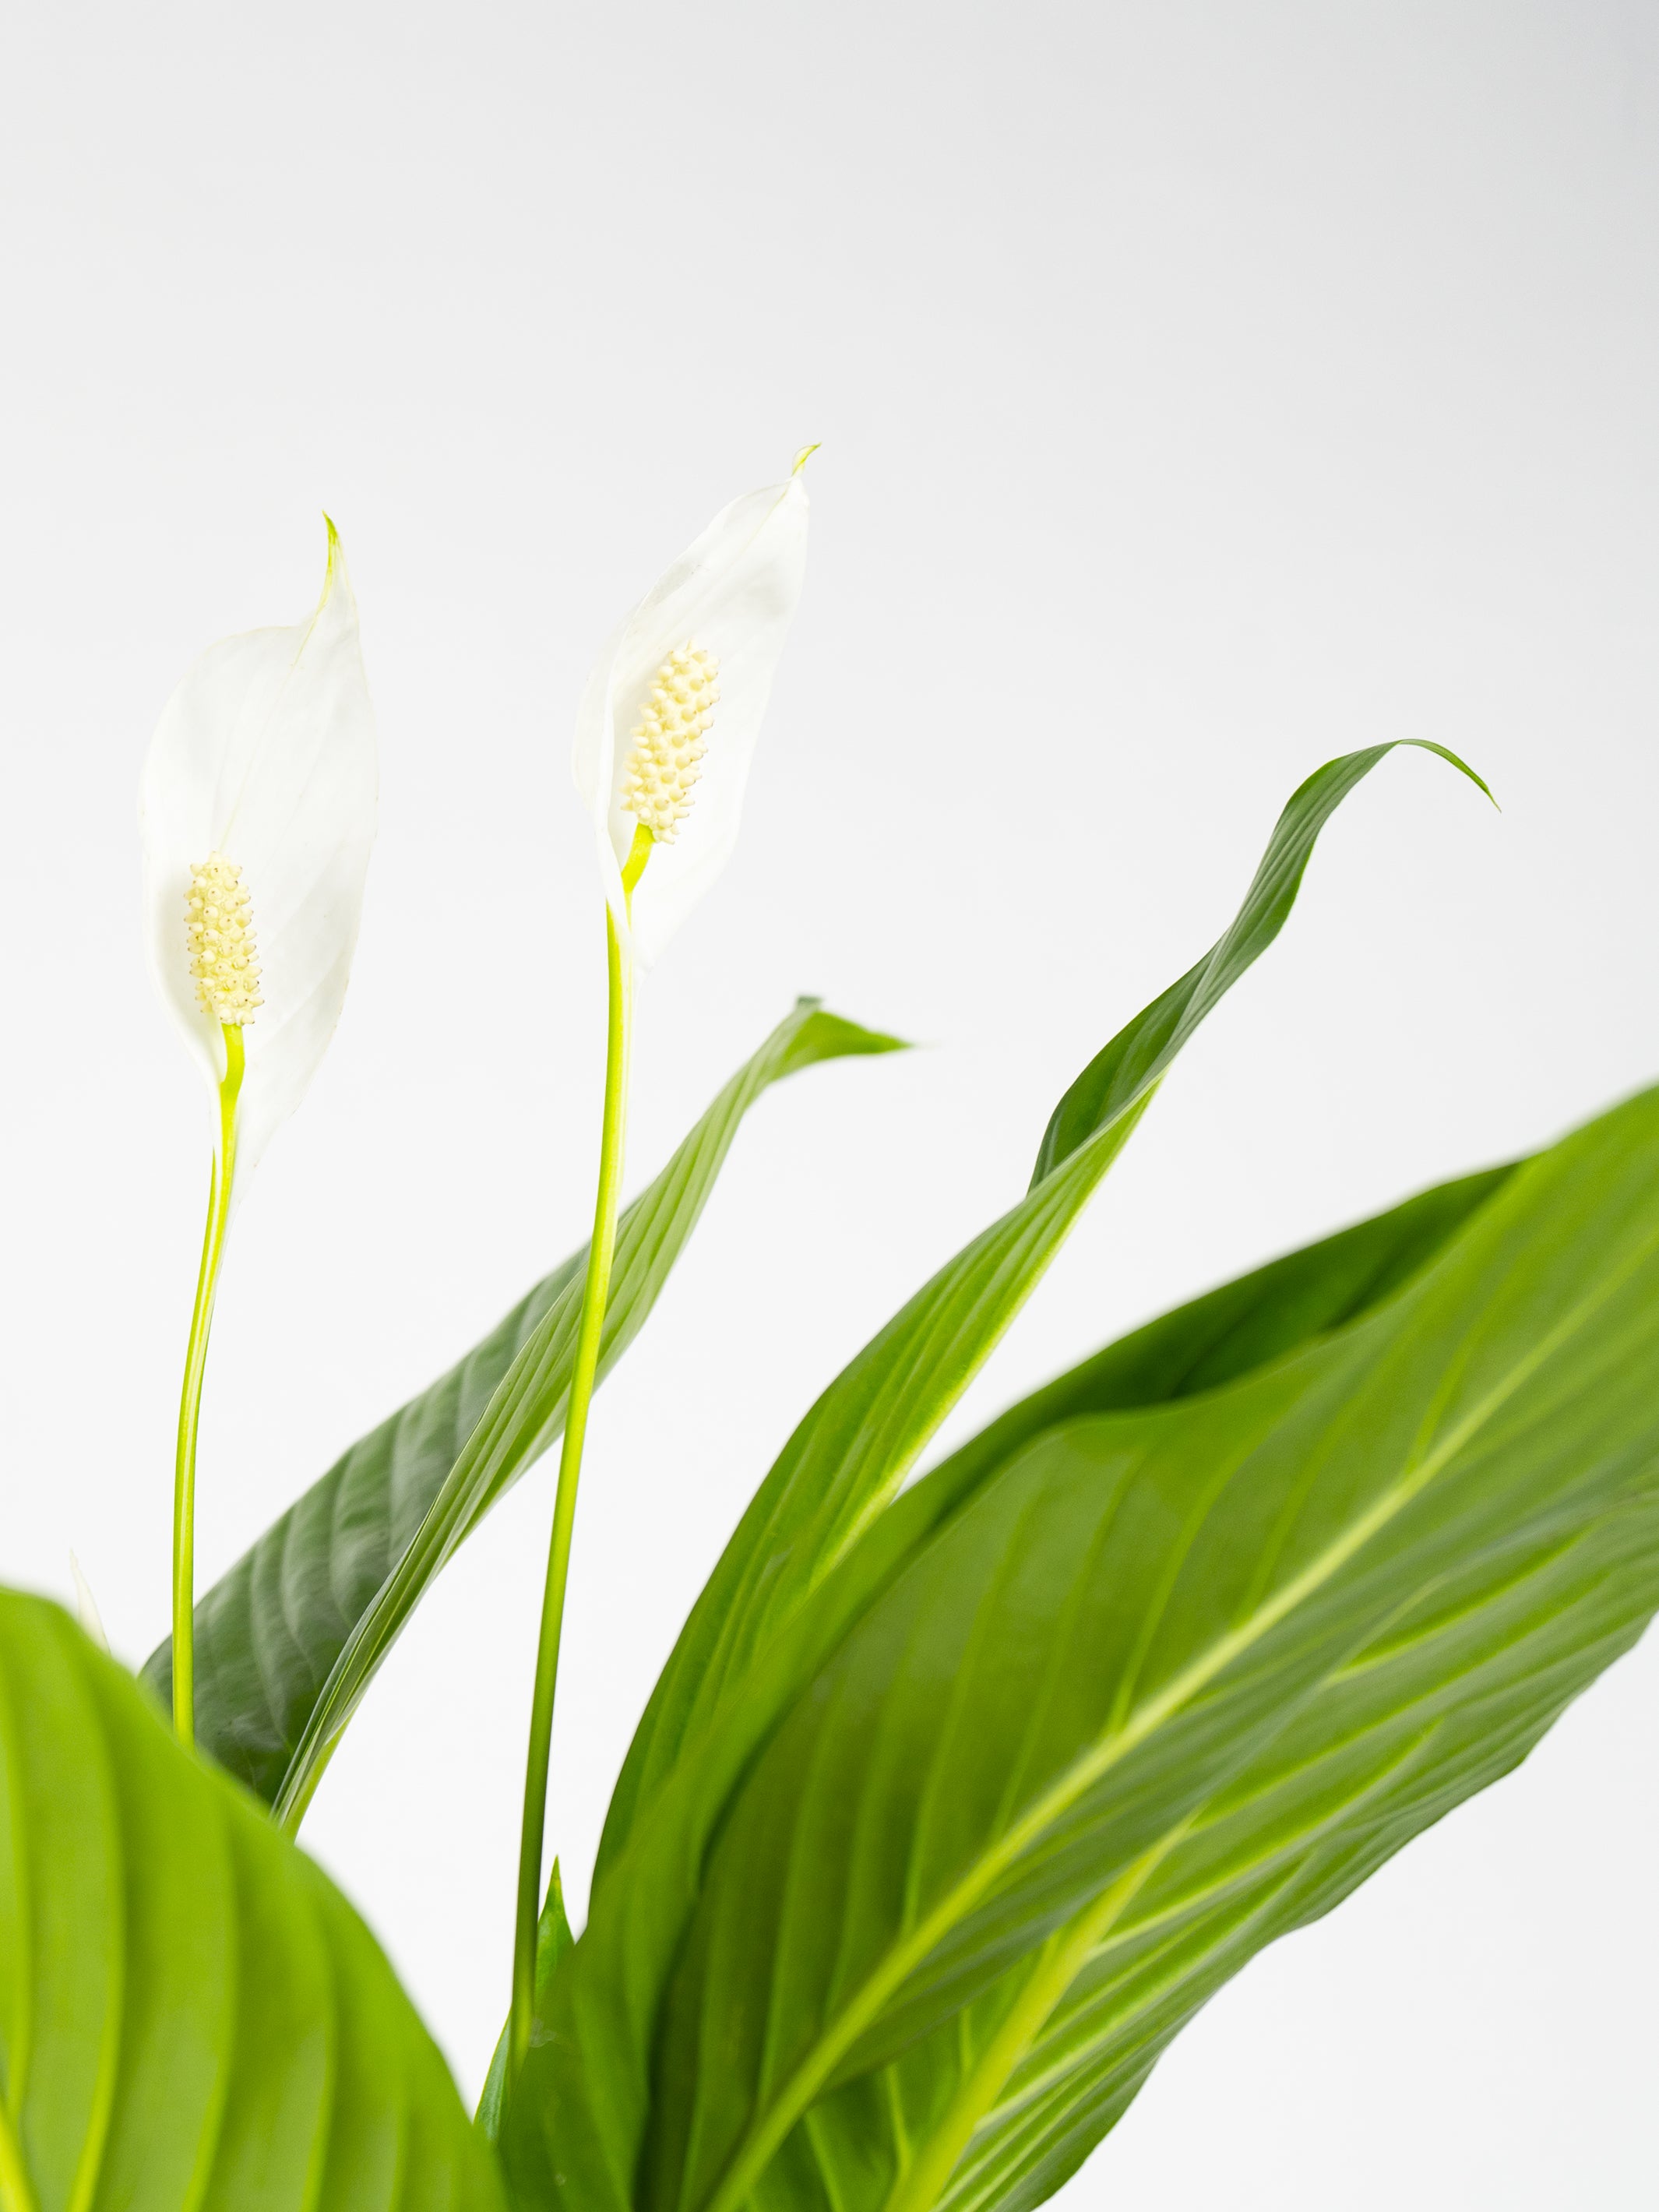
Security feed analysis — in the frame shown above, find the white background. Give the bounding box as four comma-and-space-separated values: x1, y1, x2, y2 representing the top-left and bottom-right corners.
2, 2, 1656, 2203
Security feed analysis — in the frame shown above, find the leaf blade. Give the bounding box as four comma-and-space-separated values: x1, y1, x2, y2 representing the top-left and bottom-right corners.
139, 999, 903, 1813
637, 1084, 1659, 2212
0, 1592, 503, 2212
1028, 741, 1492, 1184
503, 742, 1492, 2211
600, 742, 1493, 1872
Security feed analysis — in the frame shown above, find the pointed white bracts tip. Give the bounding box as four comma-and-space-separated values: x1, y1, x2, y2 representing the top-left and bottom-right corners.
620, 643, 720, 845
186, 853, 263, 1024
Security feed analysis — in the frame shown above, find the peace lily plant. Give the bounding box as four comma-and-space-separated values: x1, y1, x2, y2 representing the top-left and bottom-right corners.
2, 470, 1655, 2212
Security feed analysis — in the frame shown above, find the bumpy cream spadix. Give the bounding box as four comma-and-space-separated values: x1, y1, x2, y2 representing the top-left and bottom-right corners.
620, 643, 720, 843
185, 854, 264, 1023
141, 521, 377, 1186
572, 464, 810, 964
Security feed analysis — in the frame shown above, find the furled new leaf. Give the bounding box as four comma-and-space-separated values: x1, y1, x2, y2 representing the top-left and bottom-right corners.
500, 741, 1491, 2207
476, 1866, 576, 2145
626, 1083, 1659, 2212
0, 1590, 503, 2212
141, 999, 903, 1816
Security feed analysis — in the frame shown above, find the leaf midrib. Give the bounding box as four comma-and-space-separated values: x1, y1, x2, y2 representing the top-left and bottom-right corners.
886, 1709, 1438, 2212
879, 1838, 1185, 2212
934, 1745, 1439, 2210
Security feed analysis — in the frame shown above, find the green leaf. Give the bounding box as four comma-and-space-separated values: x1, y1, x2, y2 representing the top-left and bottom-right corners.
597, 744, 1492, 1873
627, 1082, 1659, 2212
139, 999, 904, 1819
1027, 744, 1490, 1186
0, 1590, 504, 2212
504, 1168, 1516, 2212
474, 1865, 575, 2146
501, 743, 1491, 2210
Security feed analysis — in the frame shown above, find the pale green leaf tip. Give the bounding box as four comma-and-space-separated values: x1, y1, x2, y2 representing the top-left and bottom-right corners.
320, 511, 343, 594
791, 442, 822, 475
803, 1001, 911, 1056
790, 993, 911, 1054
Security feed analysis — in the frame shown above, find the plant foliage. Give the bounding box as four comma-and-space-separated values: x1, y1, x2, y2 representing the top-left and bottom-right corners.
509, 1086, 1659, 2212
18, 717, 1650, 2212
142, 1000, 903, 1818
0, 1593, 502, 2211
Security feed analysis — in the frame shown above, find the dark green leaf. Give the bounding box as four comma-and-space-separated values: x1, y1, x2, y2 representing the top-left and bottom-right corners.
632, 1083, 1659, 2212
139, 999, 903, 1818
502, 743, 1492, 2210
1029, 742, 1491, 1185
0, 1590, 504, 2211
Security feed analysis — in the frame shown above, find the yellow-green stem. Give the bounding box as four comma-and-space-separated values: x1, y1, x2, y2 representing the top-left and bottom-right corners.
171, 1023, 245, 1749
510, 827, 650, 2080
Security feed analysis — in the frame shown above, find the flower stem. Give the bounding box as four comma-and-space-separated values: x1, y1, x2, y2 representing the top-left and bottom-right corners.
171, 1023, 245, 1749
510, 828, 651, 2080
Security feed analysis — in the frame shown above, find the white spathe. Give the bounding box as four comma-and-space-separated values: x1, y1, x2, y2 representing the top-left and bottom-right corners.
139, 521, 378, 1188
572, 469, 810, 966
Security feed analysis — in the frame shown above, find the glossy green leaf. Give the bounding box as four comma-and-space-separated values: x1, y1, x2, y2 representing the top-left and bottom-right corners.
598, 743, 1490, 1871
0, 1590, 504, 2212
502, 742, 1491, 2209
140, 999, 903, 1817
502, 1168, 1516, 2211
628, 1083, 1659, 2212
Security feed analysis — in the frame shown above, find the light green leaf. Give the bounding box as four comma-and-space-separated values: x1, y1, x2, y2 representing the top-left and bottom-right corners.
597, 744, 1491, 1869
629, 1083, 1659, 2212
139, 998, 903, 1817
0, 1590, 504, 2212
501, 742, 1491, 2209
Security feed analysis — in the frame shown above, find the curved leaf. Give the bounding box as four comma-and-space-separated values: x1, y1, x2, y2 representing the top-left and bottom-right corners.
632, 1083, 1659, 2212
505, 1166, 1517, 2211
1027, 743, 1489, 1185
925, 1499, 1651, 2212
141, 999, 903, 1814
502, 743, 1492, 2210
599, 743, 1492, 1872
0, 1590, 503, 2212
